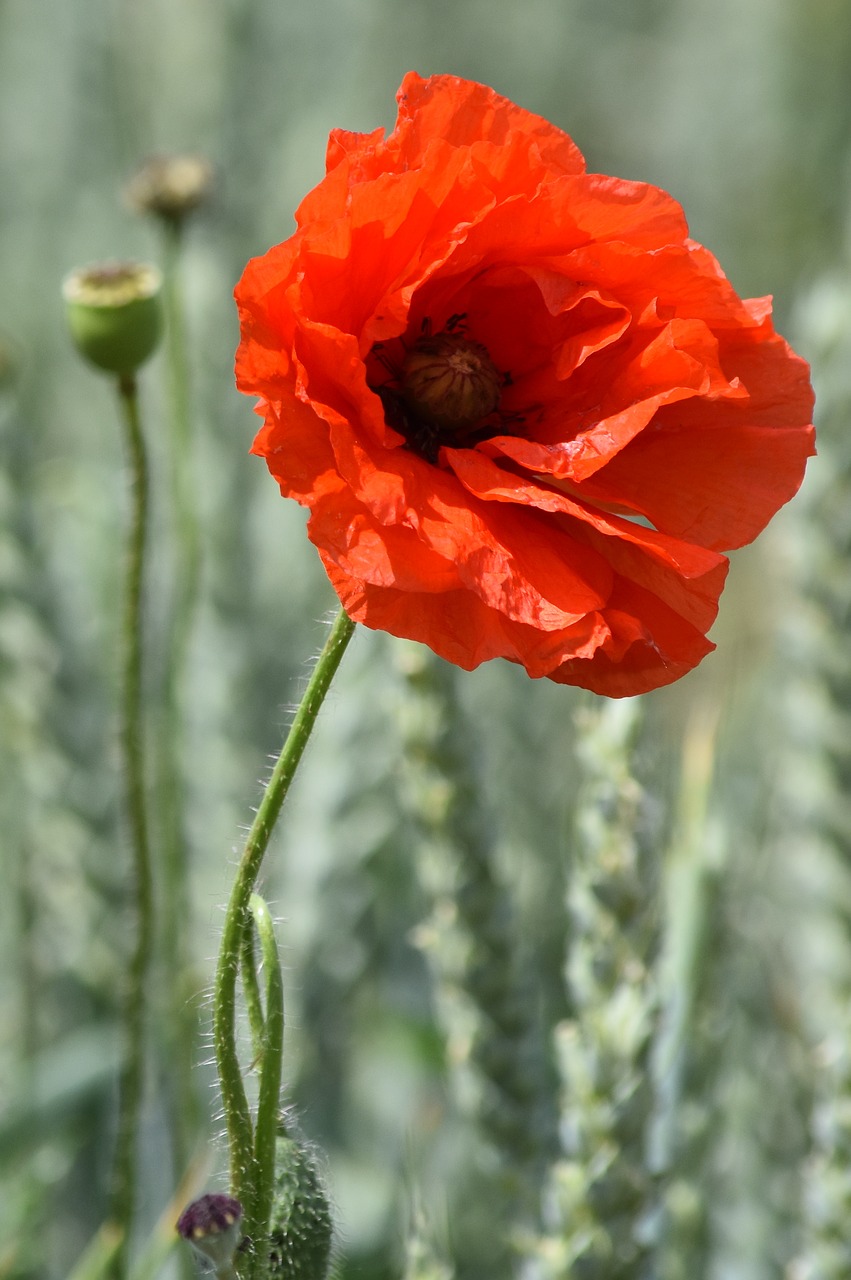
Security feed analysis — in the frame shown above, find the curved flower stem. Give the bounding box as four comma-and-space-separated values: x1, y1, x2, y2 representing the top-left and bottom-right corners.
248, 893, 285, 1249
212, 609, 356, 1247
109, 373, 154, 1280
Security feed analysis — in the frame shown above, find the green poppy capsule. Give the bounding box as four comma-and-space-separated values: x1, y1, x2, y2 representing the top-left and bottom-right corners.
63, 262, 162, 377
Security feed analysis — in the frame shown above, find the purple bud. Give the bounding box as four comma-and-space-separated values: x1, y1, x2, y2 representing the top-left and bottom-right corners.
177, 1194, 243, 1270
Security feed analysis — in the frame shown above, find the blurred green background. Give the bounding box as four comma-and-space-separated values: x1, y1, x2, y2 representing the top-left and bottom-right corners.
1, 1, 850, 1278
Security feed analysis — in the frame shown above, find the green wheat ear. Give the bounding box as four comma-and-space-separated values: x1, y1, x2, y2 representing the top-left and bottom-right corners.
261, 1130, 334, 1279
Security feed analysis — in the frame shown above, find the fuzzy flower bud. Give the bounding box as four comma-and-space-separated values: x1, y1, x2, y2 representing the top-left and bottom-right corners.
124, 153, 214, 225
177, 1194, 243, 1273
63, 262, 162, 377
267, 1133, 333, 1279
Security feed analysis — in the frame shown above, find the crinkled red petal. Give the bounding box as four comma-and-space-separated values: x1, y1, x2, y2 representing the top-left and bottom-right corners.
235, 73, 815, 695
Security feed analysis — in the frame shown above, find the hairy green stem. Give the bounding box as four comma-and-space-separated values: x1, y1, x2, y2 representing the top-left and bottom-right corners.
109, 373, 154, 1279
249, 893, 285, 1250
212, 608, 356, 1261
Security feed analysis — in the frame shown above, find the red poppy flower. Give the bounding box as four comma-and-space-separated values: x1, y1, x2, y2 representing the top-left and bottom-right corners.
235, 72, 815, 696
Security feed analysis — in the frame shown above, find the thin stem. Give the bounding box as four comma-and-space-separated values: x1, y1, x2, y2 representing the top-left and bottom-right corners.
15, 836, 38, 1091
249, 894, 285, 1248
162, 222, 192, 468
212, 608, 356, 1257
109, 373, 154, 1280
158, 217, 203, 1190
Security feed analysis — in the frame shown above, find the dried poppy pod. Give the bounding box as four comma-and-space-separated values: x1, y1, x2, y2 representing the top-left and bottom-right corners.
124, 153, 214, 225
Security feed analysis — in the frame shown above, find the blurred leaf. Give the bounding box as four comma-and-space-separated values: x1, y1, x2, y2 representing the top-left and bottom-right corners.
0, 1027, 119, 1163
65, 1224, 123, 1280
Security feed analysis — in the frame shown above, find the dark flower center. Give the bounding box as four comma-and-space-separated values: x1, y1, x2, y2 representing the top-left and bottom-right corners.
401, 331, 502, 431
370, 322, 507, 463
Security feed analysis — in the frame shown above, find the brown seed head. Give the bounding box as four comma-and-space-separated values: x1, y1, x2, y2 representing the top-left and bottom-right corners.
125, 153, 214, 224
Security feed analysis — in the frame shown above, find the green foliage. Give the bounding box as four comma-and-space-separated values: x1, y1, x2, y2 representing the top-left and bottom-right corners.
396, 647, 558, 1271
538, 701, 659, 1280
780, 273, 851, 1279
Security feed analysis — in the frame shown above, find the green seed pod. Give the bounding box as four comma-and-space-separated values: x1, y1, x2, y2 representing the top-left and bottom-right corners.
63, 262, 162, 377
263, 1132, 333, 1279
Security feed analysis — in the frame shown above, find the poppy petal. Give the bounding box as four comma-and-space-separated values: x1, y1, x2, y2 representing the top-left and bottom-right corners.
236, 74, 814, 695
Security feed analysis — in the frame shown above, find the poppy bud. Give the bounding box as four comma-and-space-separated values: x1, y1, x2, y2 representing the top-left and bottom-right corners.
63, 262, 162, 377
402, 331, 502, 432
124, 153, 214, 225
266, 1133, 333, 1279
177, 1193, 243, 1274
